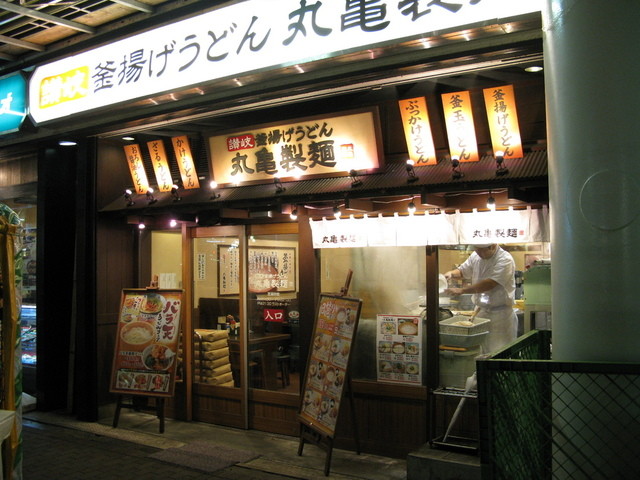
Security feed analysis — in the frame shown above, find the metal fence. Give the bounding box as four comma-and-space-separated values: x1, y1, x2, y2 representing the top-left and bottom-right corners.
477, 330, 640, 480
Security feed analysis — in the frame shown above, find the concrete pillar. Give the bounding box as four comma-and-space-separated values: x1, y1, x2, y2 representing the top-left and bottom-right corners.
543, 2, 640, 476
543, 0, 640, 362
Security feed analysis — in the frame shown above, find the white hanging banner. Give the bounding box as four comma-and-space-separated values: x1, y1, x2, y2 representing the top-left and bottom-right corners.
457, 206, 549, 244
396, 213, 429, 246
310, 216, 368, 248
310, 208, 548, 248
366, 214, 397, 247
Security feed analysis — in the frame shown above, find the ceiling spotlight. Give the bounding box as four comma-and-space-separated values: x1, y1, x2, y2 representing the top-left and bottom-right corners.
169, 219, 178, 228
146, 187, 157, 205
407, 199, 417, 214
487, 192, 496, 211
451, 156, 464, 180
406, 160, 418, 183
138, 221, 146, 230
349, 169, 362, 187
171, 184, 181, 202
209, 180, 221, 199
525, 65, 543, 73
124, 189, 134, 207
290, 208, 298, 220
274, 176, 286, 194
333, 205, 342, 219
122, 136, 135, 141
495, 150, 509, 176
58, 140, 77, 146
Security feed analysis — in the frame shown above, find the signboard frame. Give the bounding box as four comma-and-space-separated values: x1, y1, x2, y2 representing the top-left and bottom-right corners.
297, 291, 362, 475
109, 288, 183, 398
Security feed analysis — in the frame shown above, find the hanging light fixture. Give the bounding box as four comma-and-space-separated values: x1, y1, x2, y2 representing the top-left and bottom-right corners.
407, 197, 417, 214
333, 205, 342, 219
171, 184, 181, 202
406, 160, 419, 183
274, 175, 286, 193
146, 188, 157, 205
349, 169, 362, 187
494, 150, 509, 176
290, 208, 298, 220
487, 191, 496, 211
124, 189, 134, 207
451, 156, 464, 180
209, 180, 221, 199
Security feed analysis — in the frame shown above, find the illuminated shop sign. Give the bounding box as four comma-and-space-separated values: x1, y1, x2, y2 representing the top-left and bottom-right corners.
209, 110, 382, 184
171, 136, 200, 189
0, 73, 27, 134
28, 0, 541, 124
123, 144, 151, 194
398, 97, 437, 166
147, 140, 173, 192
441, 90, 479, 162
483, 84, 524, 159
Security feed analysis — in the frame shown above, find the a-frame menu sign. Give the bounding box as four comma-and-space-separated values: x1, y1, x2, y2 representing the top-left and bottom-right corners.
297, 292, 362, 476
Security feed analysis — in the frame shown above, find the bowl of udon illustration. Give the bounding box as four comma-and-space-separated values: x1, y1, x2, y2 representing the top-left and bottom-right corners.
120, 321, 155, 351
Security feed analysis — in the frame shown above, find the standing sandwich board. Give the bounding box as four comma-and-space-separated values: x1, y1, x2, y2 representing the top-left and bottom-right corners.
110, 288, 182, 432
297, 292, 362, 475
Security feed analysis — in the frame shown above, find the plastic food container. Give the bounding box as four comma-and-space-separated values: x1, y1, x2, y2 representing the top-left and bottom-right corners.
439, 331, 488, 348
439, 315, 490, 335
439, 345, 482, 389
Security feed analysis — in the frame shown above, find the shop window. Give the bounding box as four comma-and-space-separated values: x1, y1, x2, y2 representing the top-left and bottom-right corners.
320, 247, 427, 385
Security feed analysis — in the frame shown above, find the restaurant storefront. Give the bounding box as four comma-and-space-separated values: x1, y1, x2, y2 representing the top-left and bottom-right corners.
9, 0, 550, 458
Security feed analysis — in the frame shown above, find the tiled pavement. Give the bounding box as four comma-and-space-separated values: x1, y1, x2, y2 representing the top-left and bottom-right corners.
20, 410, 407, 480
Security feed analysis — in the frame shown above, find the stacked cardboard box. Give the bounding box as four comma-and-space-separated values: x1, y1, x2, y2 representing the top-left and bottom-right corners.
193, 329, 234, 386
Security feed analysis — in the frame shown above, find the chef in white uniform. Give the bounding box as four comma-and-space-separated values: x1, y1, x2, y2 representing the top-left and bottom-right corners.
444, 243, 517, 353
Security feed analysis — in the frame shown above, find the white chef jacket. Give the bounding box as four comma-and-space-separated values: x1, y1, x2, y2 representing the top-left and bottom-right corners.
458, 246, 517, 352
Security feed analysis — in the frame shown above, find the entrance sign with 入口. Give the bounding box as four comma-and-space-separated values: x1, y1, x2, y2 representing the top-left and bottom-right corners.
110, 289, 182, 397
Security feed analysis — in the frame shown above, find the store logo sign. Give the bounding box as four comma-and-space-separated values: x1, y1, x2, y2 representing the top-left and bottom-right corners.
0, 73, 27, 135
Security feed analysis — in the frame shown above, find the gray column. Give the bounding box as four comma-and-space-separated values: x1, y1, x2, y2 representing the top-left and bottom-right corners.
543, 2, 640, 476
543, 0, 640, 362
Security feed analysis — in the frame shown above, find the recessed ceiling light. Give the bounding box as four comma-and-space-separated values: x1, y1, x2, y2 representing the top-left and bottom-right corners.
58, 140, 77, 146
122, 136, 135, 141
524, 65, 543, 73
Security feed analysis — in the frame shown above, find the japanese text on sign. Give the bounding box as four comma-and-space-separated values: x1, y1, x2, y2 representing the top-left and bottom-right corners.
29, 0, 541, 123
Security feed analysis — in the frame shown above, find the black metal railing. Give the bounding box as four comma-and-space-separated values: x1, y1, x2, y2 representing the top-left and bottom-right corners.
477, 330, 640, 480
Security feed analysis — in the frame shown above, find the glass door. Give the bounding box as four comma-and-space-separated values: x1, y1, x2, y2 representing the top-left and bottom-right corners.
191, 225, 248, 428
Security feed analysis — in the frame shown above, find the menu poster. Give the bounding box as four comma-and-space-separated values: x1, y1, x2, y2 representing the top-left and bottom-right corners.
110, 289, 182, 397
298, 294, 362, 437
376, 314, 422, 385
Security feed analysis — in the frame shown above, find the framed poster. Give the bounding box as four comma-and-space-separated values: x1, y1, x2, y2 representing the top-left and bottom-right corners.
376, 314, 422, 385
218, 244, 297, 296
217, 244, 240, 296
110, 289, 182, 397
298, 294, 362, 437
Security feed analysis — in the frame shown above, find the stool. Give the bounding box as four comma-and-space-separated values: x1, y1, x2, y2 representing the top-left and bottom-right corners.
276, 353, 290, 388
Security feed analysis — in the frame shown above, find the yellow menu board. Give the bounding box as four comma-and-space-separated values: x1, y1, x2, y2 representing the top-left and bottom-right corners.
298, 294, 362, 437
110, 289, 182, 397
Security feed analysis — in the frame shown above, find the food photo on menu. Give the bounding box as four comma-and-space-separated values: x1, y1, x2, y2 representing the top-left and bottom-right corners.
376, 314, 422, 385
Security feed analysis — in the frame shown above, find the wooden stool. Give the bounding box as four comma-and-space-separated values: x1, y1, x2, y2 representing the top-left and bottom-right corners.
276, 353, 290, 388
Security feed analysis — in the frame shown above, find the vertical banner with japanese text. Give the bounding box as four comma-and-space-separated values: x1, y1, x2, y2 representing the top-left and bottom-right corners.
441, 90, 479, 162
123, 144, 150, 194
483, 84, 524, 159
147, 140, 173, 192
398, 97, 437, 166
172, 135, 200, 189
110, 289, 183, 397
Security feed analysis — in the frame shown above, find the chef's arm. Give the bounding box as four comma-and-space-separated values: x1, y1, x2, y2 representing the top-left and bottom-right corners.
444, 269, 461, 280
445, 278, 498, 296
461, 278, 498, 294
